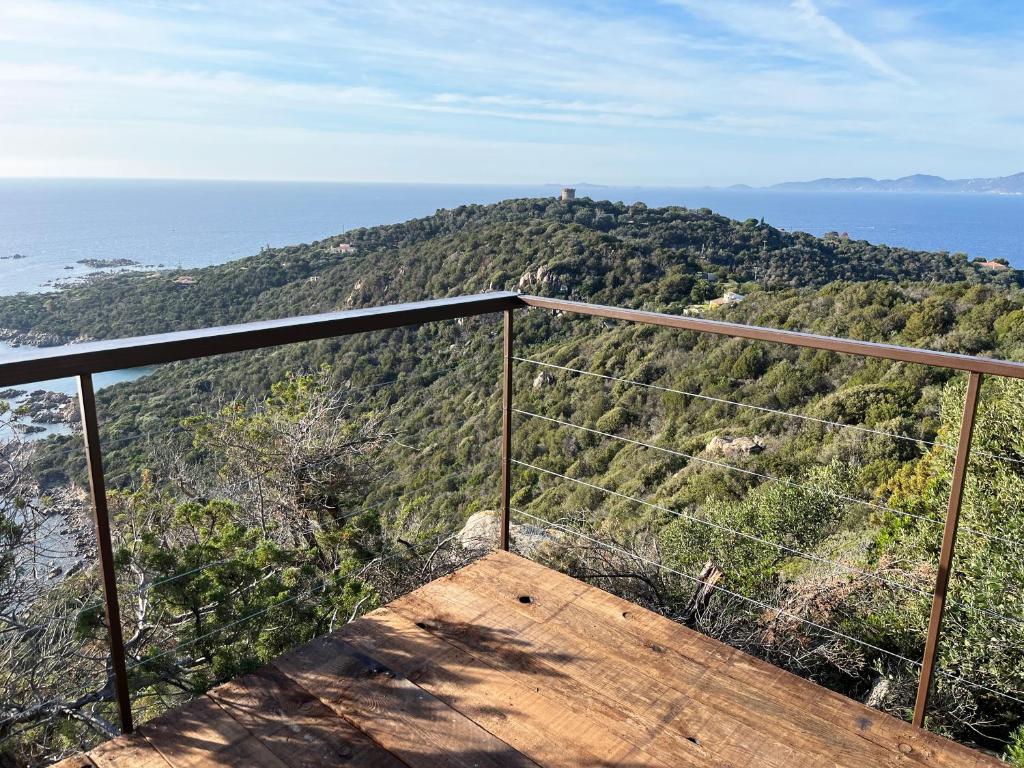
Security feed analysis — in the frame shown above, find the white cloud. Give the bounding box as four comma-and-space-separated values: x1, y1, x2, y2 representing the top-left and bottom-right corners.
0, 0, 1022, 182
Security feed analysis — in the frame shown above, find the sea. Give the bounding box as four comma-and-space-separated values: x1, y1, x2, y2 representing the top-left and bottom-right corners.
1, 178, 1023, 427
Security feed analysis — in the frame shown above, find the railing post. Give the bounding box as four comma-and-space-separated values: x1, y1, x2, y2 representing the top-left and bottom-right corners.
77, 374, 134, 734
912, 371, 982, 728
500, 308, 514, 551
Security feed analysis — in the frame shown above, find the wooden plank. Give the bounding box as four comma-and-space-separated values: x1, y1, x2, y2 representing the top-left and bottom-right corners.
139, 694, 289, 768
338, 605, 696, 768
407, 556, 827, 767
466, 552, 991, 767
206, 665, 406, 768
76, 550, 998, 768
391, 567, 818, 768
409, 552, 976, 768
87, 732, 172, 768
456, 552, 996, 768
492, 551, 996, 767
272, 632, 543, 768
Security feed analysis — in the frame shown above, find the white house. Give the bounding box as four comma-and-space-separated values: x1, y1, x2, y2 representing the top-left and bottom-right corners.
709, 291, 745, 308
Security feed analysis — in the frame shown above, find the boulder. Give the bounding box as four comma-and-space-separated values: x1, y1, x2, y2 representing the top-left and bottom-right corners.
864, 676, 891, 709
705, 435, 764, 458
518, 265, 549, 290
456, 510, 562, 558
533, 372, 554, 389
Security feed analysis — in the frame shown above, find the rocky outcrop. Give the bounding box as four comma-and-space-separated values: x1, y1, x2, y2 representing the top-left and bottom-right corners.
533, 372, 554, 389
518, 265, 549, 290
457, 510, 563, 557
705, 435, 764, 458
0, 328, 69, 348
21, 391, 77, 424
517, 264, 571, 293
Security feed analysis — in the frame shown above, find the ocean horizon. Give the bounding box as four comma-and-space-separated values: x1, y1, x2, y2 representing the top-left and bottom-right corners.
1, 179, 1023, 296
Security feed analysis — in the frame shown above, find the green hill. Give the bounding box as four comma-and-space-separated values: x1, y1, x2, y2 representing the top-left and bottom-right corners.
0, 197, 1013, 342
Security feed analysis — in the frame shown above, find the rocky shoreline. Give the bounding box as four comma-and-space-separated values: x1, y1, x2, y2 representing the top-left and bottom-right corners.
1, 389, 80, 437
0, 327, 74, 348
27, 484, 97, 582
19, 390, 79, 425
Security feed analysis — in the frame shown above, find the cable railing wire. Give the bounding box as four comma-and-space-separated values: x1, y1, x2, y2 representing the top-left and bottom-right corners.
514, 356, 1024, 470
515, 409, 936, 525
513, 459, 1024, 631
512, 459, 926, 594
13, 466, 487, 632
124, 581, 328, 673
123, 518, 476, 676
510, 507, 1024, 708
34, 360, 484, 451
514, 408, 1024, 552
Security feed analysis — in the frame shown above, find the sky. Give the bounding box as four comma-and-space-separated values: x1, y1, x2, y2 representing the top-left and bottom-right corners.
0, 0, 1022, 186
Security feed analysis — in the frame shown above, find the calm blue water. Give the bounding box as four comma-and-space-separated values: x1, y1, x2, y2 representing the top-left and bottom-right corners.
1, 180, 1022, 296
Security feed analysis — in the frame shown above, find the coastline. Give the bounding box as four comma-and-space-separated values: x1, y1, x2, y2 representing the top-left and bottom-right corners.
0, 327, 76, 348
0, 339, 153, 441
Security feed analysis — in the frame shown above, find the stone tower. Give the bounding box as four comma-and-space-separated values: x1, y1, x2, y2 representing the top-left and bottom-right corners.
560, 187, 576, 201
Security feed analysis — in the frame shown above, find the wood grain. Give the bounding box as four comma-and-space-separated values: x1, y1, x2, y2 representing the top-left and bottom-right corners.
63, 550, 999, 768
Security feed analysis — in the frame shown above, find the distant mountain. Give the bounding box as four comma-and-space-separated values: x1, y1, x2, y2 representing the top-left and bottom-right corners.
769, 172, 1024, 194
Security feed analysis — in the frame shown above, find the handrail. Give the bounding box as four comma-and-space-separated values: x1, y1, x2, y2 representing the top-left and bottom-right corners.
0, 291, 521, 388
4, 290, 1023, 384
0, 290, 519, 737
519, 294, 1024, 379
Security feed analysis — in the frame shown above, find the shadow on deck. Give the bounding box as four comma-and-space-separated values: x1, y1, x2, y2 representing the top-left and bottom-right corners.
55, 551, 998, 768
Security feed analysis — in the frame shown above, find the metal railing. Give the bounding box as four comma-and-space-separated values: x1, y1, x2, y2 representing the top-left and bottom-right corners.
1, 289, 1021, 739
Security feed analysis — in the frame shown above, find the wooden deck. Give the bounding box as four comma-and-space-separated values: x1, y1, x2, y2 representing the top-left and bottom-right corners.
56, 550, 998, 768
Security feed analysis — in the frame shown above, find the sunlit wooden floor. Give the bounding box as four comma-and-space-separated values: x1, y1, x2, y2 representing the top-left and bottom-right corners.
56, 550, 997, 767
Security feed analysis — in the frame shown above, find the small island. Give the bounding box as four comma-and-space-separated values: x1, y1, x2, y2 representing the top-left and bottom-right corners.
76, 257, 140, 268
1, 253, 28, 260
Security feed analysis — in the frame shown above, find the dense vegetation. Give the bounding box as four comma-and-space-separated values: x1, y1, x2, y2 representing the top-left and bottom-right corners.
2, 197, 1024, 765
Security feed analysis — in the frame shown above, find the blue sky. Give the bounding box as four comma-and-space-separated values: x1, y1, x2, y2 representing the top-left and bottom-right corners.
1, 0, 1022, 185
